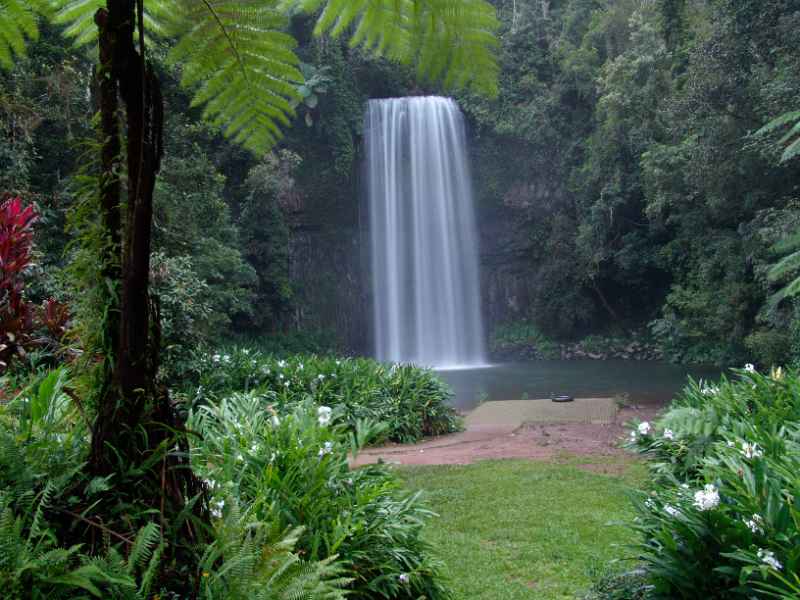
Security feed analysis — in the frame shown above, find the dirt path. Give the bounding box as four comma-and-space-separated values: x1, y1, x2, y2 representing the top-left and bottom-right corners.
353, 405, 661, 466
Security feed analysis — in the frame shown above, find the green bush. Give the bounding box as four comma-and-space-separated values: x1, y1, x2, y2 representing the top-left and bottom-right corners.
189, 395, 453, 599
622, 366, 800, 598
0, 368, 348, 599
490, 321, 560, 359
189, 348, 461, 443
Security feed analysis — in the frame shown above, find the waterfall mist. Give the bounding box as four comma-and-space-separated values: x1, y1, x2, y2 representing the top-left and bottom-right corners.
365, 96, 487, 369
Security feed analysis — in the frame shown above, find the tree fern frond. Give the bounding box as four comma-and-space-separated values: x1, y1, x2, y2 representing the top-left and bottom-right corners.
282, 0, 500, 97
756, 109, 800, 164
164, 0, 303, 155
0, 0, 50, 69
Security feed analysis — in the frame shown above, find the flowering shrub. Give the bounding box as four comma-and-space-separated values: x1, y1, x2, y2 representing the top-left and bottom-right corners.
189, 395, 453, 599
623, 366, 800, 598
189, 348, 461, 443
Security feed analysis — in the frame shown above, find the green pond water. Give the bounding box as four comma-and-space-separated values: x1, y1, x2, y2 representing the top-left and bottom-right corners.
436, 360, 721, 411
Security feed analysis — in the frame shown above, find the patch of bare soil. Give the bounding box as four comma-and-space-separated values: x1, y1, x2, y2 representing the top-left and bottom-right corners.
353, 405, 662, 467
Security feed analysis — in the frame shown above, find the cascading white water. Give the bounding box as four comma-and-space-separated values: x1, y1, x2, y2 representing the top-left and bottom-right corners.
365, 96, 486, 369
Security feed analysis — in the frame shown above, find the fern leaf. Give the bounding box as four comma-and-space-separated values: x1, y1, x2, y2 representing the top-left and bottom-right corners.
282, 0, 500, 97
0, 0, 50, 69
161, 0, 303, 155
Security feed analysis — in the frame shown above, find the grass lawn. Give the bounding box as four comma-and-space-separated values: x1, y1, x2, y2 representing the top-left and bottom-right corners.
400, 456, 646, 600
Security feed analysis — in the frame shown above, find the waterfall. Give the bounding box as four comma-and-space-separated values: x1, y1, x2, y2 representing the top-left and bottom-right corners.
365, 96, 486, 369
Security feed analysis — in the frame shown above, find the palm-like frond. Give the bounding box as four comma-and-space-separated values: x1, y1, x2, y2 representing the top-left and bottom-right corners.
0, 0, 51, 69
4, 0, 498, 156
163, 0, 303, 154
756, 109, 800, 164
767, 231, 800, 307
284, 0, 500, 97
51, 0, 168, 48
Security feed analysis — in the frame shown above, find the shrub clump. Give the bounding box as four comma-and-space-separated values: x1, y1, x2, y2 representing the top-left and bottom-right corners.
189, 348, 462, 443
621, 365, 800, 598
189, 395, 453, 600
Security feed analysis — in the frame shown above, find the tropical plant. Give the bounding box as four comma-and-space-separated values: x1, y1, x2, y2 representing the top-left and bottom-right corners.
190, 396, 453, 599
190, 348, 460, 443
756, 110, 800, 165
0, 196, 37, 369
622, 366, 800, 598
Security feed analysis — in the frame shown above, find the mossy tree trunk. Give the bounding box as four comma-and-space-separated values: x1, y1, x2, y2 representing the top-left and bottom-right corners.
87, 3, 205, 588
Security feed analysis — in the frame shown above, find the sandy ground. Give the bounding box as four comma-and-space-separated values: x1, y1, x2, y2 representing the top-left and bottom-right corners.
353, 405, 662, 467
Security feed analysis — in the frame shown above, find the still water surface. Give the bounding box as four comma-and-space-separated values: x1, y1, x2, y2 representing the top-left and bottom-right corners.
436, 360, 721, 411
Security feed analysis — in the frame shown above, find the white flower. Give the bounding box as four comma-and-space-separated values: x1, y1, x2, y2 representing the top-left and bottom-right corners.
398, 573, 409, 584
284, 381, 290, 388
693, 484, 720, 511
250, 442, 260, 453
298, 363, 304, 370
278, 360, 287, 368
317, 374, 325, 381
644, 499, 656, 510
741, 442, 763, 459
757, 548, 782, 570
271, 415, 280, 427
222, 354, 231, 364
210, 498, 225, 519
726, 440, 736, 448
629, 430, 638, 441
744, 363, 756, 373
242, 349, 250, 355
212, 354, 221, 363
318, 441, 334, 457
744, 514, 764, 535
318, 406, 333, 426
663, 429, 675, 440
236, 453, 244, 462
664, 505, 680, 517
638, 421, 652, 435
335, 360, 341, 366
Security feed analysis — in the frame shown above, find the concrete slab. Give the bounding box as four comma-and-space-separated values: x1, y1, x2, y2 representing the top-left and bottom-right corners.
465, 398, 618, 427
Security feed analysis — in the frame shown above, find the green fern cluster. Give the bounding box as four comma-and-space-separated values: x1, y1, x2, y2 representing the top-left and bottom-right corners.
768, 231, 800, 308
199, 498, 349, 600
0, 0, 51, 69
284, 0, 500, 97
757, 109, 800, 164
0, 479, 167, 599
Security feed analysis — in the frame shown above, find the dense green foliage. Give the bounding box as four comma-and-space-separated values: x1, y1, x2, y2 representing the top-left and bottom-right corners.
1, 360, 457, 599
457, 0, 800, 365
189, 348, 461, 444
0, 367, 351, 599
620, 367, 800, 598
191, 396, 452, 599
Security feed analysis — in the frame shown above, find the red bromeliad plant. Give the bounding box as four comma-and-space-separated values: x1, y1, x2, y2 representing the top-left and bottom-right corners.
0, 196, 39, 370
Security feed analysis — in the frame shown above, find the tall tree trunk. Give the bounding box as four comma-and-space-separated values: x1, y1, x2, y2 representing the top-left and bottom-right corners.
87, 4, 206, 593
89, 0, 163, 471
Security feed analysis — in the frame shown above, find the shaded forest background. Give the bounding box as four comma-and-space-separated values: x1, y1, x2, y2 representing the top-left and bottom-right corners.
3, 0, 800, 368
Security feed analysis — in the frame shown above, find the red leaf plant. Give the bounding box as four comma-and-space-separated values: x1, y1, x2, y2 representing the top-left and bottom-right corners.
0, 196, 39, 371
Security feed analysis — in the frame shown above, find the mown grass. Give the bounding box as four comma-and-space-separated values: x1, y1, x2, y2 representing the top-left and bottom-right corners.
400, 457, 646, 600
